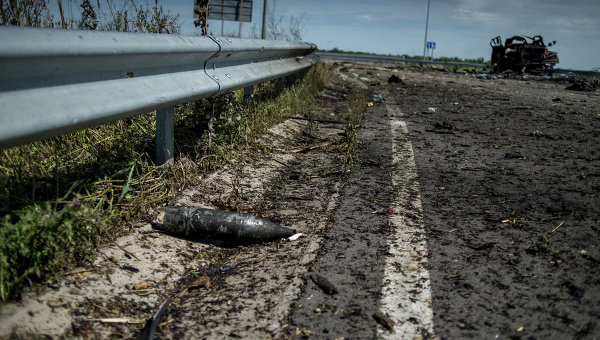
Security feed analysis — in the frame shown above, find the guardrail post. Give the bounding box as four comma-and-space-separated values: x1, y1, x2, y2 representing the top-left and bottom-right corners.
156, 106, 174, 165
243, 85, 253, 102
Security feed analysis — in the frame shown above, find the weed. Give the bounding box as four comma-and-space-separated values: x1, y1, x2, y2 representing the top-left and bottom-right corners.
541, 221, 565, 258
0, 0, 52, 27
341, 91, 371, 174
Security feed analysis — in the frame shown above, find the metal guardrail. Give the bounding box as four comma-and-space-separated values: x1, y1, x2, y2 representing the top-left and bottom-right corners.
317, 52, 487, 69
0, 26, 318, 164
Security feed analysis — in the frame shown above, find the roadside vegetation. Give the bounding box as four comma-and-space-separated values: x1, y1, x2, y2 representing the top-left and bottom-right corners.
0, 0, 330, 302
341, 92, 370, 173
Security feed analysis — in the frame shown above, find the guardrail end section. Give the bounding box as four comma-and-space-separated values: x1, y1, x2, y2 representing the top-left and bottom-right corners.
156, 106, 175, 166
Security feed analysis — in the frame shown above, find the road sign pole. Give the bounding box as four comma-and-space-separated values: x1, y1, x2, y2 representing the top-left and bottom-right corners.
422, 0, 431, 61
238, 0, 244, 37
261, 0, 267, 39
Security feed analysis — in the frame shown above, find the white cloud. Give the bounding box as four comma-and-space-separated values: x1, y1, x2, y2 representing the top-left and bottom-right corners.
360, 14, 374, 22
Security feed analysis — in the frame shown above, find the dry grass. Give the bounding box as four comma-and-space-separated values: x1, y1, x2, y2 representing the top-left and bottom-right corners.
341, 91, 371, 173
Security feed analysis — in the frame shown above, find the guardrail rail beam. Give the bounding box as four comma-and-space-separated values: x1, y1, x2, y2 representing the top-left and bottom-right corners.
0, 26, 318, 165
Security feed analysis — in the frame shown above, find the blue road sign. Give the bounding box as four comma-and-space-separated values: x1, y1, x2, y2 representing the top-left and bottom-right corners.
427, 41, 436, 49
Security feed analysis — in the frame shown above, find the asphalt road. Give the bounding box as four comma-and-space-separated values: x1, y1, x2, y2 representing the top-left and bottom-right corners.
288, 63, 600, 339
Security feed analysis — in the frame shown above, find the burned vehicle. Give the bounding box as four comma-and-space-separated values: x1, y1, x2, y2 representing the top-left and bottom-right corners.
490, 35, 559, 75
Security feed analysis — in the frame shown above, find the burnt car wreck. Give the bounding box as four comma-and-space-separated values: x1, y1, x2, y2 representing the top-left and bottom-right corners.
490, 35, 559, 75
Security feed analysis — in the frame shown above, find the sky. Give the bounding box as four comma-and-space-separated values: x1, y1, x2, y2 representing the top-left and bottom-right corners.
52, 0, 600, 70
169, 0, 599, 70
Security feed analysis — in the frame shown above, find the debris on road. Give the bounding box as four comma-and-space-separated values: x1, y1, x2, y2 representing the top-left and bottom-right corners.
137, 296, 172, 340
372, 94, 384, 103
565, 79, 597, 92
94, 318, 144, 324
133, 281, 153, 290
310, 273, 338, 295
288, 233, 304, 241
188, 275, 211, 290
123, 265, 140, 273
425, 121, 455, 134
388, 75, 403, 84
373, 311, 394, 331
159, 206, 296, 244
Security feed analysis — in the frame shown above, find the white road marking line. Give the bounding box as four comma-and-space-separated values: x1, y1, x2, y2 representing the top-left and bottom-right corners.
378, 102, 435, 339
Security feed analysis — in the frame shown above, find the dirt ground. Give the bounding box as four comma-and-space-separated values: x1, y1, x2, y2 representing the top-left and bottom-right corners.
1, 62, 599, 339
391, 68, 600, 338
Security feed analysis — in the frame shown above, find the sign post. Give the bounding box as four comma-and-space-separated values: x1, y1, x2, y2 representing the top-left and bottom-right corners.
422, 0, 430, 61
194, 0, 253, 36
426, 41, 436, 61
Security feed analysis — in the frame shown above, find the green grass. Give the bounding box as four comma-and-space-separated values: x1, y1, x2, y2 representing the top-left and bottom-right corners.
0, 203, 106, 301
0, 62, 330, 302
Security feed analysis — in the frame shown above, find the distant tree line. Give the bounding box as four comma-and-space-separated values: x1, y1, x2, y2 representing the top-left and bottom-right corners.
320, 47, 487, 65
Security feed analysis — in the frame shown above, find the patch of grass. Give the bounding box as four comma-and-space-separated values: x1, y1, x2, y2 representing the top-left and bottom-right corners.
0, 62, 330, 302
0, 202, 106, 301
